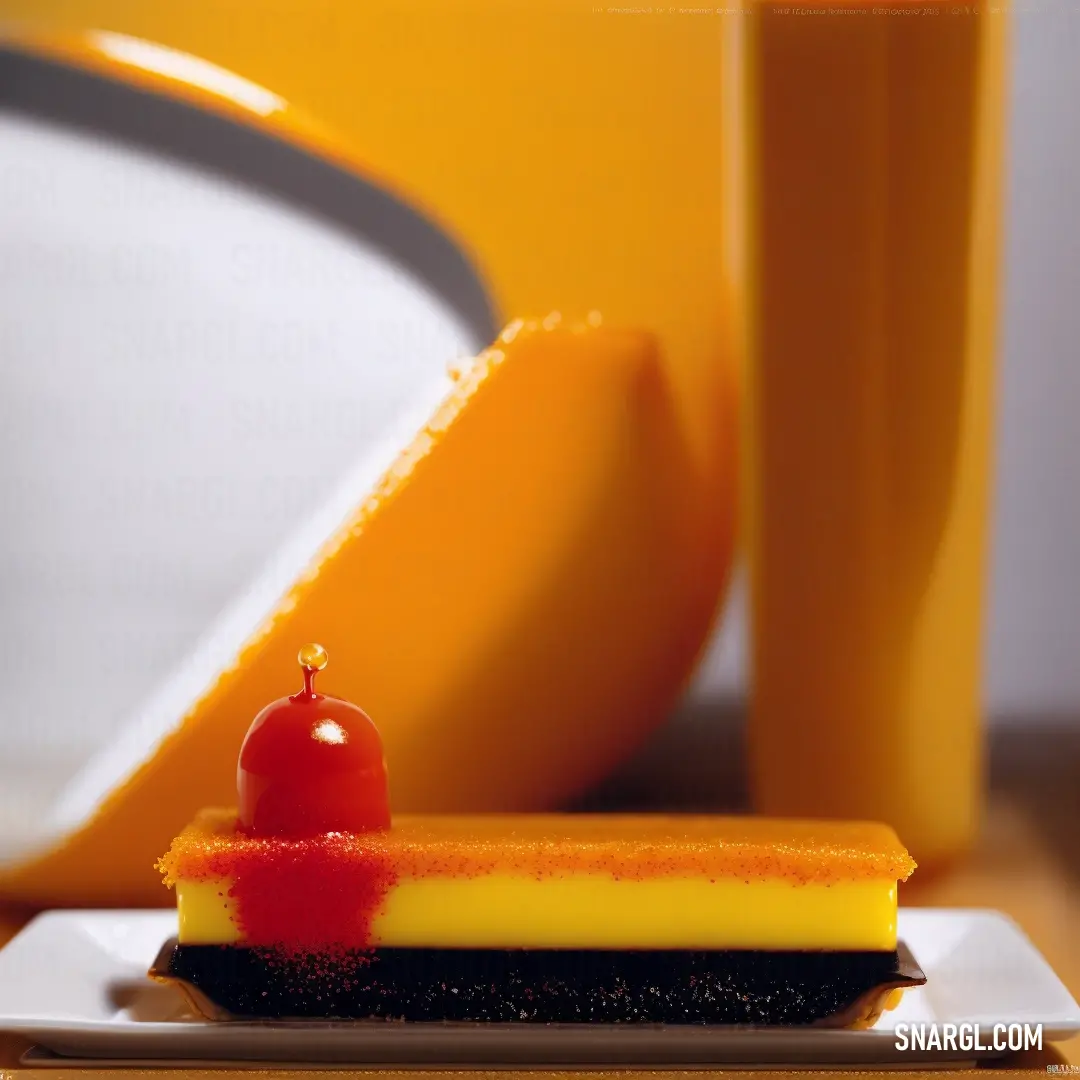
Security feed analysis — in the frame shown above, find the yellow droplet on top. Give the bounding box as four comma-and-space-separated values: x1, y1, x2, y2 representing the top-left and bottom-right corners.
297, 642, 328, 672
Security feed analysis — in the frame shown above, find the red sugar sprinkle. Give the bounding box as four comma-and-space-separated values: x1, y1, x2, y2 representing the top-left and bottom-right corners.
224, 834, 397, 953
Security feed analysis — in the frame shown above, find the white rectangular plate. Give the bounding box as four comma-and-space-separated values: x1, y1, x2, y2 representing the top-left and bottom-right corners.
0, 909, 1076, 1065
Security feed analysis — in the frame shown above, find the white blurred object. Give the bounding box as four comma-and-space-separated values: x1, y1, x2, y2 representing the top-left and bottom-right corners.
982, 0, 1080, 718
0, 110, 477, 811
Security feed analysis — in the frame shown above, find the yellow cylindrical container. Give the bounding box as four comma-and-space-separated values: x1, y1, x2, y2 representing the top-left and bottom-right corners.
743, 2, 1009, 867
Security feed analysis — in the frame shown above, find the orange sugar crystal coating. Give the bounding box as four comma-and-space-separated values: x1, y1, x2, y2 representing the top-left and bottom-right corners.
157, 810, 916, 888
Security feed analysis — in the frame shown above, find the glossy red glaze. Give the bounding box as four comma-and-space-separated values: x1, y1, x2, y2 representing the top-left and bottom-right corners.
237, 663, 391, 838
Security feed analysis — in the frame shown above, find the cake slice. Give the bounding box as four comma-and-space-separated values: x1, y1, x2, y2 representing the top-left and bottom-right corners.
152, 645, 922, 1026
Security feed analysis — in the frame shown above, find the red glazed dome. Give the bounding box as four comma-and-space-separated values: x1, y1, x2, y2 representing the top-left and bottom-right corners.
237, 644, 391, 837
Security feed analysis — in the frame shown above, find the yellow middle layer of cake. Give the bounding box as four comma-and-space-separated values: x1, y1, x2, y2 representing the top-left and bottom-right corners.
177, 875, 899, 950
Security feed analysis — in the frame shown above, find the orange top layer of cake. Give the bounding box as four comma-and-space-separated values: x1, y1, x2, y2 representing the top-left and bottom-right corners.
158, 809, 916, 887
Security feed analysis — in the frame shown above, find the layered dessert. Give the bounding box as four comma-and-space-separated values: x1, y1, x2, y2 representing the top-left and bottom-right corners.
153, 645, 922, 1026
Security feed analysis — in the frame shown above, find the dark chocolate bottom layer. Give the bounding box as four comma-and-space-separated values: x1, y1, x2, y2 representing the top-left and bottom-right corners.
156, 941, 924, 1025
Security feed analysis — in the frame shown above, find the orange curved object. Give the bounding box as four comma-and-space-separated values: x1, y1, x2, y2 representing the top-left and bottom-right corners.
0, 6, 739, 905
0, 320, 735, 905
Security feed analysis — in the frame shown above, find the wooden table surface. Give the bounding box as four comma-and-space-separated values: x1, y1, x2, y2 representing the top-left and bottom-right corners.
0, 722, 1077, 1077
